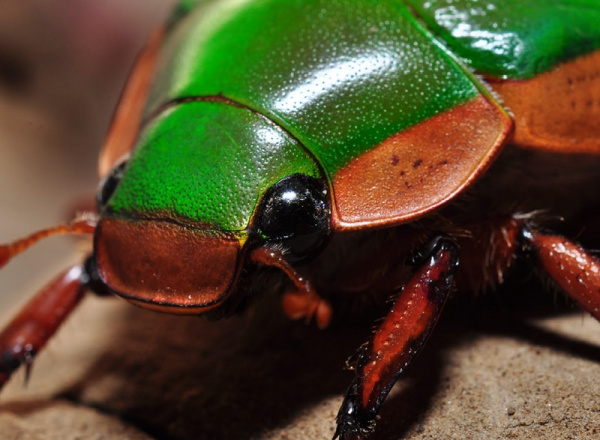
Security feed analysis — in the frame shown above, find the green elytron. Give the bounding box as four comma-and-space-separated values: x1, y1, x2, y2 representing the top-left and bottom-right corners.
1, 1, 600, 439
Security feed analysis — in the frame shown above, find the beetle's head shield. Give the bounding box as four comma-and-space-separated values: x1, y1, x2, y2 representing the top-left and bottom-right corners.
94, 218, 243, 313
93, 101, 326, 314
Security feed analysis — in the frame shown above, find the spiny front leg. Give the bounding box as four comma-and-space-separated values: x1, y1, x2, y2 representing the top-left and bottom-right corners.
334, 237, 459, 440
0, 264, 91, 388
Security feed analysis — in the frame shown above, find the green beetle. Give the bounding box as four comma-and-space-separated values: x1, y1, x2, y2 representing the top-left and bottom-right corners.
1, 0, 600, 438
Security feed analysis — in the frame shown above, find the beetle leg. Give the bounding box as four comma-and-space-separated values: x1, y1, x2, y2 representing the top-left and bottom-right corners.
454, 217, 524, 292
98, 28, 163, 177
0, 264, 91, 389
250, 247, 332, 328
334, 237, 459, 440
524, 230, 600, 320
0, 216, 96, 269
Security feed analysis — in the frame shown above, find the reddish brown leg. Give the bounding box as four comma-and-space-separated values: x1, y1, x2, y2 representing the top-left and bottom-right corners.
525, 230, 600, 320
251, 247, 333, 328
334, 237, 459, 440
0, 264, 89, 388
454, 217, 524, 292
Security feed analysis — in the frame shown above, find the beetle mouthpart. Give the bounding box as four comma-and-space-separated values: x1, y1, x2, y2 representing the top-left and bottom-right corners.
0, 215, 97, 269
94, 217, 243, 314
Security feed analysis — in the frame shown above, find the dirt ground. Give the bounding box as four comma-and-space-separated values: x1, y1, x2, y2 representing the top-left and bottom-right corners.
1, 283, 599, 440
1, 2, 599, 439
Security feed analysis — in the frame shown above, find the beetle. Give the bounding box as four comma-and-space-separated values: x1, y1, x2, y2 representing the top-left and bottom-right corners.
1, 0, 600, 438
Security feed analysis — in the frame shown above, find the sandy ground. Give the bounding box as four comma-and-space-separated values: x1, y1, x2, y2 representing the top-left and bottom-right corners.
1, 2, 600, 439
1, 289, 600, 440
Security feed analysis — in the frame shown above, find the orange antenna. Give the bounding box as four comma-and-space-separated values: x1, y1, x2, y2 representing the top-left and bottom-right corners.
0, 214, 97, 269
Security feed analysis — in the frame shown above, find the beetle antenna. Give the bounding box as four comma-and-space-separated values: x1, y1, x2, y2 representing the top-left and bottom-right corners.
0, 213, 97, 268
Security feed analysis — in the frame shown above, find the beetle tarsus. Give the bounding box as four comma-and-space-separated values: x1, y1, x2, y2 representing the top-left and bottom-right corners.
334, 382, 378, 440
334, 237, 458, 439
0, 349, 28, 388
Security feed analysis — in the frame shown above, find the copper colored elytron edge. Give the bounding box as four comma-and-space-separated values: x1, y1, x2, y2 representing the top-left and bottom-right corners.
331, 96, 512, 230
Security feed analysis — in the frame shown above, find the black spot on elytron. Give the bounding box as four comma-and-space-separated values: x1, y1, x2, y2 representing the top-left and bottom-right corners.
437, 159, 449, 167
412, 159, 423, 168
391, 154, 399, 166
399, 170, 406, 177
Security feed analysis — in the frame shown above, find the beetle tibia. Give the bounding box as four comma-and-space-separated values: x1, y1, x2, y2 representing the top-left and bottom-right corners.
526, 230, 600, 321
0, 264, 89, 389
334, 237, 458, 439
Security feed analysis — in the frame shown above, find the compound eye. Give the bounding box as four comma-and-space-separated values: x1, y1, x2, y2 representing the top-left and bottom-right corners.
256, 174, 331, 261
96, 159, 128, 212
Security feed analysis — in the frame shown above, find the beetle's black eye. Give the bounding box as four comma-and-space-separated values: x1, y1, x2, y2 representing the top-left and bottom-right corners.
96, 160, 127, 212
256, 174, 331, 261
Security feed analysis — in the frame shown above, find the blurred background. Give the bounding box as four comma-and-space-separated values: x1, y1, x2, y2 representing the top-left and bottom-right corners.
0, 0, 175, 322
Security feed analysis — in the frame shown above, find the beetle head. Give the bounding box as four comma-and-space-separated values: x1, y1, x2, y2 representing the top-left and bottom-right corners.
92, 101, 330, 314
94, 217, 244, 313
